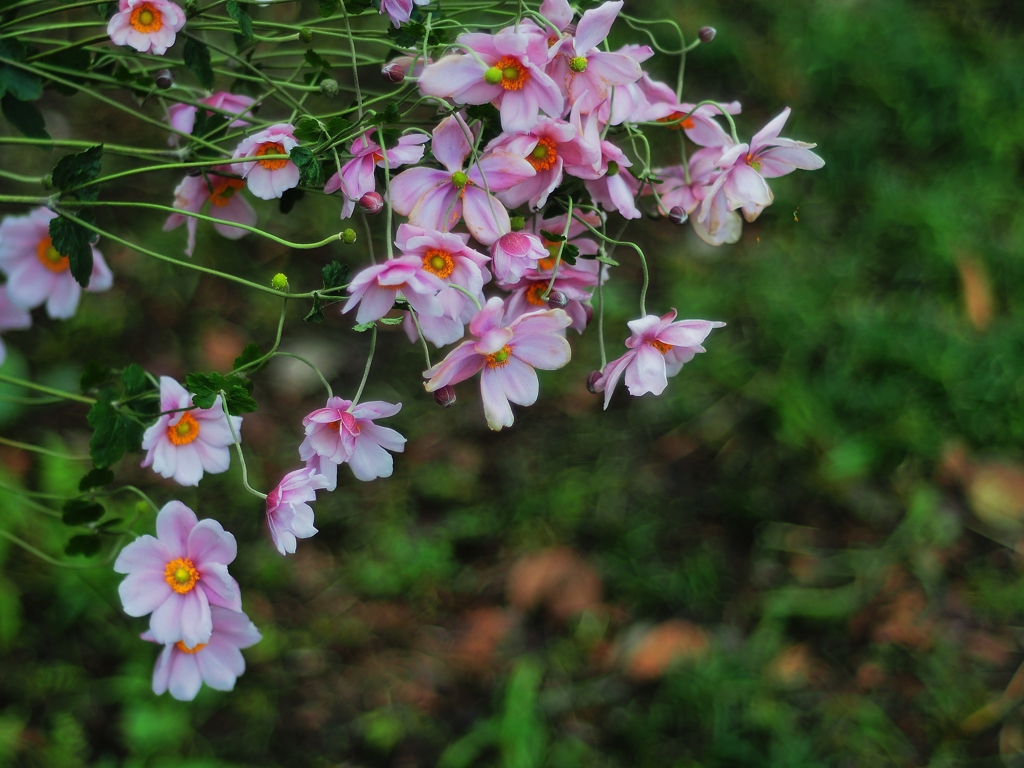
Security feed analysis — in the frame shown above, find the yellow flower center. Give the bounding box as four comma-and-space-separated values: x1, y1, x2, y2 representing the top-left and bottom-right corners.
174, 641, 208, 654
209, 177, 245, 207
164, 557, 200, 594
422, 249, 454, 279
255, 142, 288, 170
745, 152, 762, 172
166, 412, 200, 446
494, 57, 529, 91
35, 236, 70, 273
527, 137, 558, 172
129, 3, 162, 32
485, 345, 513, 367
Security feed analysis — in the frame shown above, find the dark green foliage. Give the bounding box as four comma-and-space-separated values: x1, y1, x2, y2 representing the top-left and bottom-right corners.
184, 371, 258, 414
183, 36, 214, 90
387, 21, 448, 48
226, 0, 253, 40
79, 361, 112, 392
290, 145, 324, 186
64, 534, 101, 556
233, 342, 266, 373
0, 92, 47, 138
86, 398, 143, 468
317, 0, 338, 17
0, 39, 42, 102
61, 499, 105, 526
77, 468, 114, 492
322, 260, 349, 291
51, 144, 103, 201
48, 213, 95, 288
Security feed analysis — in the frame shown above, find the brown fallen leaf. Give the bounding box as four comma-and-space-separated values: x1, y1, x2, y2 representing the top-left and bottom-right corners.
507, 548, 602, 620
625, 620, 709, 681
956, 254, 994, 331
448, 607, 516, 673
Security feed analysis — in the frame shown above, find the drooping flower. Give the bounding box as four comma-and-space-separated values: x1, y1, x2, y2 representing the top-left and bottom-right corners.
491, 231, 548, 285
162, 168, 257, 257
0, 208, 113, 320
107, 0, 185, 55
379, 0, 429, 27
650, 147, 742, 246
231, 124, 300, 201
141, 376, 243, 487
593, 310, 724, 409
265, 466, 330, 555
342, 257, 447, 325
390, 115, 535, 245
114, 500, 242, 648
502, 266, 597, 333
0, 286, 31, 365
298, 398, 406, 485
574, 141, 641, 219
423, 297, 572, 430
167, 92, 256, 144
325, 131, 429, 219
144, 606, 261, 701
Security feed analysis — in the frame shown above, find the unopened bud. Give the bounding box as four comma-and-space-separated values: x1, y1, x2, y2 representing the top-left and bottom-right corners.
547, 290, 568, 309
319, 78, 339, 98
509, 215, 525, 232
186, 166, 203, 177
583, 303, 594, 325
606, 160, 620, 176
271, 272, 289, 291
184, 0, 199, 17
698, 26, 716, 44
359, 191, 384, 214
569, 56, 588, 73
298, 27, 314, 44
381, 61, 406, 84
668, 206, 688, 225
433, 385, 456, 408
155, 69, 174, 89
586, 371, 602, 394
342, 228, 357, 244
135, 501, 150, 515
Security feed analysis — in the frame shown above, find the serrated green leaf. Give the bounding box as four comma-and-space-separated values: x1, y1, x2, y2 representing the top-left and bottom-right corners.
78, 467, 115, 491
561, 243, 579, 265
317, 0, 338, 17
121, 363, 152, 397
62, 499, 105, 526
232, 342, 265, 372
87, 399, 142, 468
80, 361, 112, 392
290, 145, 324, 186
539, 230, 565, 242
304, 49, 331, 69
294, 116, 322, 143
0, 39, 42, 102
49, 214, 94, 288
326, 115, 351, 137
52, 145, 103, 201
183, 37, 214, 90
184, 372, 257, 415
1, 93, 48, 139
225, 387, 258, 414
65, 534, 101, 557
322, 261, 349, 291
352, 321, 376, 332
378, 316, 403, 326
304, 294, 325, 323
226, 0, 253, 40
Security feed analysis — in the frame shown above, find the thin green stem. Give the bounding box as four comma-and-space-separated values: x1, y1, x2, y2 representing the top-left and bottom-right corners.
542, 195, 573, 300
571, 214, 649, 317
0, 529, 96, 569
0, 436, 89, 461
351, 324, 376, 406
219, 393, 266, 500
0, 374, 95, 404
272, 353, 333, 399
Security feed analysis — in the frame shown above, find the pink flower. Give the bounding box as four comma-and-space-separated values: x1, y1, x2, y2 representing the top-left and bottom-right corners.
231, 124, 300, 201
162, 168, 257, 256
594, 310, 724, 409
107, 0, 185, 55
167, 92, 256, 145
325, 132, 428, 219
525, 210, 602, 263
503, 267, 597, 333
0, 208, 113, 320
0, 286, 31, 365
418, 25, 564, 133
423, 297, 572, 430
379, 0, 428, 27
574, 141, 641, 219
114, 500, 242, 648
342, 257, 447, 325
265, 466, 330, 555
141, 376, 243, 487
144, 606, 261, 701
298, 397, 406, 484
491, 231, 547, 285
650, 148, 742, 246
390, 115, 535, 245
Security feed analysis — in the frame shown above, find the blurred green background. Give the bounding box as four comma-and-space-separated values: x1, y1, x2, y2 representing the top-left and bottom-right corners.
2, 0, 1024, 765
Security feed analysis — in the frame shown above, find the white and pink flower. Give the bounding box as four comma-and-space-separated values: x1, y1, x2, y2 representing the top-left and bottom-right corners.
162, 168, 257, 256
379, 0, 429, 27
231, 124, 300, 201
167, 92, 256, 144
491, 231, 548, 285
265, 466, 330, 555
299, 398, 406, 485
107, 0, 185, 55
325, 131, 428, 219
343, 257, 447, 325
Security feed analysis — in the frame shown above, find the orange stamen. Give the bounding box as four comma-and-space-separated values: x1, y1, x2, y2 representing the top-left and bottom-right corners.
485, 345, 513, 368
649, 339, 673, 354
35, 236, 70, 273
657, 111, 696, 131
525, 283, 548, 307
175, 641, 208, 654
209, 177, 245, 207
422, 249, 454, 279
526, 137, 558, 172
164, 557, 200, 594
495, 56, 529, 91
167, 412, 201, 446
129, 2, 163, 32
255, 142, 288, 171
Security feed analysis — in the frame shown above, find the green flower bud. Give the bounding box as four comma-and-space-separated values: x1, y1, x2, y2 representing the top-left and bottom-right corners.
569, 56, 588, 73
298, 27, 314, 44
271, 273, 289, 291
319, 78, 339, 98
484, 66, 503, 85
135, 501, 150, 515
510, 216, 525, 231
343, 228, 357, 244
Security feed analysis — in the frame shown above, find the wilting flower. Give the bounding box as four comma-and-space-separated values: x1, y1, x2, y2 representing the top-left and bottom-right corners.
265, 466, 330, 555
114, 500, 242, 648
343, 257, 447, 324
167, 92, 256, 144
423, 297, 572, 430
298, 398, 406, 485
141, 376, 243, 487
162, 168, 257, 256
379, 0, 429, 27
144, 606, 261, 701
594, 310, 724, 408
107, 0, 185, 55
0, 287, 31, 365
0, 207, 113, 320
231, 124, 299, 200
491, 231, 548, 285
325, 131, 429, 219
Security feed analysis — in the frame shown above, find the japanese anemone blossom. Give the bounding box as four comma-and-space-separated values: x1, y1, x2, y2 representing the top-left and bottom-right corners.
167, 92, 256, 145
144, 606, 261, 701
503, 266, 597, 333
107, 0, 185, 55
0, 207, 113, 320
298, 398, 406, 486
0, 286, 31, 366
141, 376, 243, 487
576, 141, 642, 220
342, 257, 447, 325
490, 231, 548, 286
325, 132, 429, 219
593, 310, 725, 409
423, 297, 572, 431
231, 124, 300, 201
114, 500, 243, 648
380, 0, 429, 28
265, 466, 330, 555
162, 168, 257, 257
417, 25, 563, 133
650, 147, 742, 246
390, 115, 535, 245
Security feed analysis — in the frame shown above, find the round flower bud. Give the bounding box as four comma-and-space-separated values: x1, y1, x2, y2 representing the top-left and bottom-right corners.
484, 66, 503, 85
606, 160, 620, 177
135, 501, 150, 515
359, 191, 384, 215
583, 303, 594, 325
185, 0, 198, 17
698, 26, 717, 44
342, 228, 357, 244
547, 290, 568, 309
668, 206, 688, 225
381, 61, 406, 84
271, 273, 289, 291
509, 215, 525, 232
155, 69, 174, 89
319, 78, 339, 98
298, 27, 314, 44
586, 371, 602, 394
433, 385, 457, 408
569, 56, 588, 73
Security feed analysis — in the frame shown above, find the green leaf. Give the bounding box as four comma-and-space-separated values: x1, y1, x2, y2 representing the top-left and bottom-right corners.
378, 316, 403, 326
87, 399, 142, 468
95, 1, 117, 19
52, 145, 104, 201
226, 0, 254, 40
386, 22, 447, 48
80, 361, 112, 392
36, 47, 91, 96
304, 294, 324, 323
49, 214, 95, 288
539, 230, 565, 242
293, 116, 322, 143
372, 102, 401, 126
322, 260, 349, 291
326, 115, 351, 137
62, 499, 105, 526
561, 243, 579, 265
290, 145, 324, 187
183, 37, 214, 90
304, 49, 331, 69
0, 93, 48, 139
352, 321, 376, 332
121, 363, 152, 397
184, 372, 258, 415
279, 187, 304, 214
232, 342, 266, 373
65, 534, 101, 557
0, 39, 43, 102
317, 0, 338, 17
78, 467, 114, 492
345, 0, 373, 14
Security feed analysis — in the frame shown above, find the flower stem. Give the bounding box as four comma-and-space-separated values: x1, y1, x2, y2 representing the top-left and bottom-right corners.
351, 324, 377, 406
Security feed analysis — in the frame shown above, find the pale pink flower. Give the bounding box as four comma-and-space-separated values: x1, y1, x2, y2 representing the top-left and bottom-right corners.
0, 207, 113, 320
649, 148, 742, 246
162, 168, 257, 257
325, 132, 428, 219
503, 267, 597, 333
167, 92, 256, 145
0, 286, 31, 365
418, 26, 564, 133
594, 46, 657, 125
423, 297, 572, 431
574, 141, 641, 219
107, 0, 185, 55
342, 257, 447, 325
379, 0, 428, 27
594, 310, 724, 408
114, 500, 242, 648
144, 606, 261, 701
491, 231, 547, 285
298, 397, 406, 484
231, 124, 300, 201
265, 466, 330, 555
390, 115, 535, 245
141, 376, 243, 487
